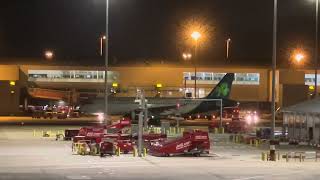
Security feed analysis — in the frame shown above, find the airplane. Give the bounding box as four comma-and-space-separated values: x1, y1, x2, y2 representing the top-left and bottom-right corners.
148, 73, 237, 120
80, 73, 238, 121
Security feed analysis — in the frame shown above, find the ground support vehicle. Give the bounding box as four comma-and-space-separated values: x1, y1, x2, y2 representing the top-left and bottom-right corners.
72, 135, 134, 156
149, 130, 210, 157
241, 134, 258, 144
72, 139, 103, 156
223, 107, 240, 120
99, 140, 115, 157
107, 118, 131, 130
72, 132, 166, 156
64, 129, 80, 140
225, 120, 248, 133
57, 111, 68, 119
32, 110, 43, 119
69, 110, 80, 118
99, 138, 135, 156
256, 128, 271, 139
43, 110, 54, 119
78, 126, 105, 139
72, 140, 92, 155
70, 117, 167, 156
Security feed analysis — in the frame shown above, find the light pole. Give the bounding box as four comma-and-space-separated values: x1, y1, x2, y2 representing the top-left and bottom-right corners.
100, 35, 106, 56
191, 31, 201, 98
182, 53, 192, 97
315, 0, 319, 97
271, 0, 278, 140
105, 0, 109, 125
226, 38, 231, 60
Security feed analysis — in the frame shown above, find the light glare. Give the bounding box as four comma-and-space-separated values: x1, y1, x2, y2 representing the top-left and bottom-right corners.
44, 50, 54, 59
191, 31, 201, 41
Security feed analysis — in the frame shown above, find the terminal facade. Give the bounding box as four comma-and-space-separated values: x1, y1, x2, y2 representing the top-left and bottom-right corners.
0, 63, 317, 115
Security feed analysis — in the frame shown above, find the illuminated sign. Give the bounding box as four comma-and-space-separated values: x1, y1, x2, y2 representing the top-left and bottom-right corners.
112, 83, 118, 87
9, 81, 15, 86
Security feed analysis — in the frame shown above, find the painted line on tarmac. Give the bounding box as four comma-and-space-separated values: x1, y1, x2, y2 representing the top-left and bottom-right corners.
232, 176, 264, 180
140, 157, 159, 166
211, 153, 222, 157
66, 175, 91, 179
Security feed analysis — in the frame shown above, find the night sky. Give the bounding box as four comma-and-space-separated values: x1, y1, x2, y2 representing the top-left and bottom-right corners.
0, 0, 317, 66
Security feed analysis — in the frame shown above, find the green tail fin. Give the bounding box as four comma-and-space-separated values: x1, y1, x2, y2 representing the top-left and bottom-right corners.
206, 73, 235, 99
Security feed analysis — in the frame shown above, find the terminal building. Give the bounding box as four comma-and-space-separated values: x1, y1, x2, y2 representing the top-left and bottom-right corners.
0, 62, 317, 115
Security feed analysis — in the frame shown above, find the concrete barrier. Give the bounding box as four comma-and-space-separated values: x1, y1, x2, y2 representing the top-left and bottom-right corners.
116, 147, 121, 156
255, 139, 260, 147
143, 148, 147, 157
214, 128, 218, 134
261, 152, 266, 161
281, 151, 319, 162
133, 148, 137, 157
235, 135, 240, 143
219, 127, 224, 134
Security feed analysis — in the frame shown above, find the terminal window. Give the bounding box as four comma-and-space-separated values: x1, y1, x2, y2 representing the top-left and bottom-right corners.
28, 70, 119, 83
305, 74, 320, 85
183, 72, 260, 85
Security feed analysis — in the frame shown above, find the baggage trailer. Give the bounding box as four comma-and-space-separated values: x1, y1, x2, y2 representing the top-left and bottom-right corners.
149, 130, 210, 157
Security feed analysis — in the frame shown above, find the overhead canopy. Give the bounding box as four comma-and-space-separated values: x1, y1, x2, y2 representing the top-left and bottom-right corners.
282, 98, 320, 114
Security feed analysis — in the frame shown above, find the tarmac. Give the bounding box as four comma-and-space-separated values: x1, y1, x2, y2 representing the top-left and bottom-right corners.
0, 122, 320, 179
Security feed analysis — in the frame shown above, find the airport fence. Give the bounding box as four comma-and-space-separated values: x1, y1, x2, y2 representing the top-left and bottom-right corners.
261, 151, 320, 162
229, 134, 263, 147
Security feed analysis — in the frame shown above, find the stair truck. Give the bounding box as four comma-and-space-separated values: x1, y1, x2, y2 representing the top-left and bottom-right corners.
149, 130, 210, 157
71, 117, 167, 156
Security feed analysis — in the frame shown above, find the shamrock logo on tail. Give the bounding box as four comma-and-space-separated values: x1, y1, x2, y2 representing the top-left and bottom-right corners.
217, 83, 230, 97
